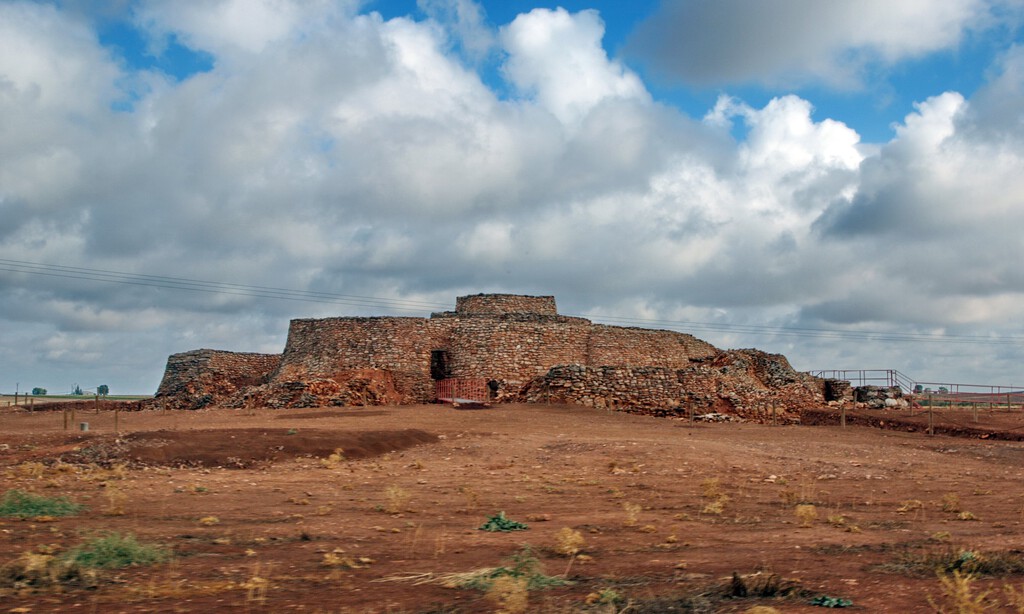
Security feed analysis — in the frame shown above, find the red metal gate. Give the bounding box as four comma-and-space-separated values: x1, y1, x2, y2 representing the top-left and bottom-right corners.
435, 378, 489, 403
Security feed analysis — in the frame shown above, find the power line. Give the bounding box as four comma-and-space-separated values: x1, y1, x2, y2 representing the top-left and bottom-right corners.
0, 258, 449, 313
1, 258, 1021, 347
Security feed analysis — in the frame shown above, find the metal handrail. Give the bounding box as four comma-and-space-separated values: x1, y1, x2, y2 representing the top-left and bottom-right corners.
809, 369, 1024, 409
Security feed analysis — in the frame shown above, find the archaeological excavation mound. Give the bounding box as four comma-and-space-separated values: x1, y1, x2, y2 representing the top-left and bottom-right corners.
153, 294, 825, 419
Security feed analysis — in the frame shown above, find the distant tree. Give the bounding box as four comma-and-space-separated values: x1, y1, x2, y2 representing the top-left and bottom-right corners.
938, 386, 949, 394
31, 387, 47, 396
913, 384, 923, 394
73, 384, 83, 396
97, 384, 109, 396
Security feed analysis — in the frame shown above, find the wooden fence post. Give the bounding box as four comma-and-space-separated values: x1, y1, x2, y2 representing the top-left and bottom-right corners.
928, 393, 934, 435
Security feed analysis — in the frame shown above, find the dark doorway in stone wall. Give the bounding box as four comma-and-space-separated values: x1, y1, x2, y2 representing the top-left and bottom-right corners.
430, 350, 451, 380
487, 380, 499, 400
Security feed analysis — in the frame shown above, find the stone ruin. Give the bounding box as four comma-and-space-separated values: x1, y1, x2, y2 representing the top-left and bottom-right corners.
152, 293, 827, 421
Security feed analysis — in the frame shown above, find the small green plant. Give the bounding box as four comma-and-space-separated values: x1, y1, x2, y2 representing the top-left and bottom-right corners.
809, 595, 853, 608
479, 511, 529, 532
65, 532, 170, 569
0, 489, 83, 518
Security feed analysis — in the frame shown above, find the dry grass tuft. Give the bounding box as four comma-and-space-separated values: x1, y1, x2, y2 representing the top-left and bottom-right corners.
700, 477, 730, 516
104, 485, 128, 516
485, 575, 529, 614
18, 462, 47, 478
622, 502, 642, 527
701, 478, 722, 499
385, 485, 410, 514
321, 550, 373, 569
0, 548, 96, 590
795, 504, 818, 527
242, 563, 271, 605
457, 485, 480, 510
897, 499, 923, 513
928, 570, 996, 613
702, 497, 728, 516
942, 493, 962, 513
554, 528, 585, 557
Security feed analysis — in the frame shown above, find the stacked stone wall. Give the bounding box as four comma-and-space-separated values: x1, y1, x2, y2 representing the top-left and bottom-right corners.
446, 314, 591, 387
154, 349, 280, 409
587, 325, 717, 368
455, 293, 557, 315
521, 349, 825, 422
273, 317, 449, 402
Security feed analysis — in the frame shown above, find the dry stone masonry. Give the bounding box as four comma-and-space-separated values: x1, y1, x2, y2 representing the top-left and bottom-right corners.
153, 293, 826, 420
154, 349, 281, 410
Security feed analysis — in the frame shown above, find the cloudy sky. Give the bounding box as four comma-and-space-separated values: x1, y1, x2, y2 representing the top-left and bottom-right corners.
2, 0, 1023, 395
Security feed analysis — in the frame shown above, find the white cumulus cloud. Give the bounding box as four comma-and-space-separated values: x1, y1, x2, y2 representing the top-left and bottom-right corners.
500, 8, 649, 125
1, 0, 1023, 392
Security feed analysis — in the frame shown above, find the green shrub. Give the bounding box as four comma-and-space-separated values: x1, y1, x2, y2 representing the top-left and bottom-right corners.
478, 511, 528, 532
64, 532, 169, 569
0, 489, 83, 518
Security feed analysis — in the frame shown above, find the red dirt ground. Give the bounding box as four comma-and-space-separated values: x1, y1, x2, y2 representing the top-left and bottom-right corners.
2, 402, 1024, 612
